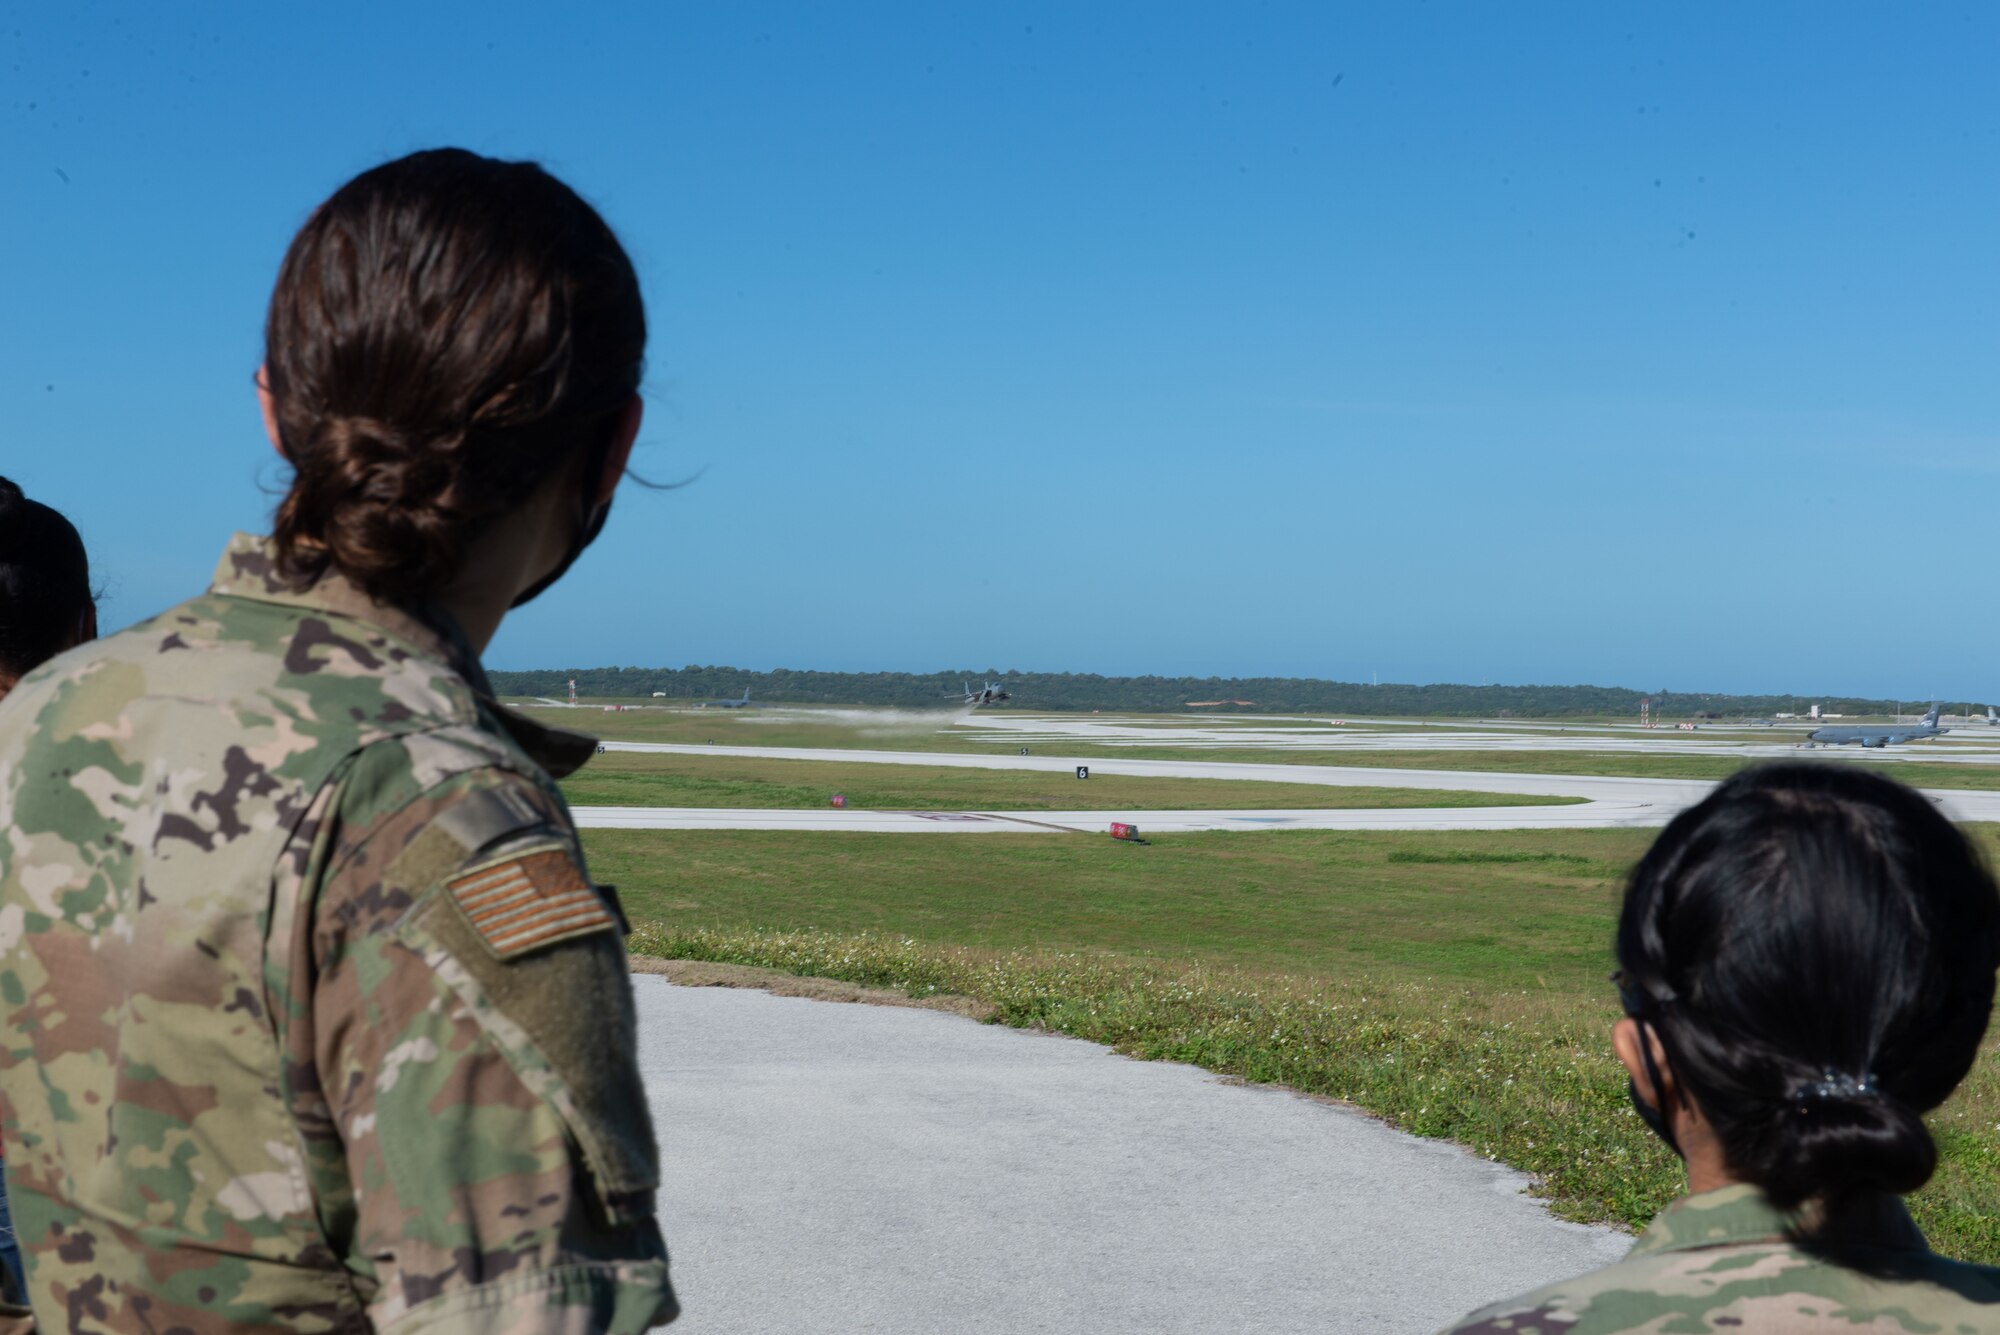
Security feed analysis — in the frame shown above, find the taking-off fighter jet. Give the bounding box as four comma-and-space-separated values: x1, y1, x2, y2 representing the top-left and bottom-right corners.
954, 681, 1012, 707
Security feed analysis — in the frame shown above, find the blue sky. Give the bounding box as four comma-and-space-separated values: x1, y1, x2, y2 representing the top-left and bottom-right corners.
4, 3, 1995, 699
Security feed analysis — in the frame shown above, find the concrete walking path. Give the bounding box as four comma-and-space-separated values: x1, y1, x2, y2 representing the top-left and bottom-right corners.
640, 976, 1630, 1334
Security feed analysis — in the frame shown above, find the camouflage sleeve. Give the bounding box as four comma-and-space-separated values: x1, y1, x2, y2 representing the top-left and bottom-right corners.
291, 742, 676, 1333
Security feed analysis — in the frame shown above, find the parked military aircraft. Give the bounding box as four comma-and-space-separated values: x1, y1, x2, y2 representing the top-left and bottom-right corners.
1807, 704, 1947, 749
955, 681, 1012, 707
700, 689, 753, 709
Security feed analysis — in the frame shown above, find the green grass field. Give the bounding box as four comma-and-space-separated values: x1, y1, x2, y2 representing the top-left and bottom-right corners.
602, 823, 2000, 1262
560, 752, 1584, 811
596, 826, 1633, 980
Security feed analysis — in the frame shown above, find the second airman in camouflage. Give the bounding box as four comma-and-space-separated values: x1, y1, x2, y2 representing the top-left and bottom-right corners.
1437, 765, 2000, 1335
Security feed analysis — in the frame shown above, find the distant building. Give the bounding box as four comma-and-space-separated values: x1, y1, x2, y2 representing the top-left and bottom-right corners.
1185, 700, 1256, 708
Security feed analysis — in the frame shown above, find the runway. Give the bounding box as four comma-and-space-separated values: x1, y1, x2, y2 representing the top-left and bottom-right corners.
640, 974, 1629, 1334
945, 712, 2000, 763
579, 742, 2000, 832
576, 802, 1666, 833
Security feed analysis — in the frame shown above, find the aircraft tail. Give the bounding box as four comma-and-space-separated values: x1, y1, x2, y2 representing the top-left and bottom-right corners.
1922, 703, 1941, 728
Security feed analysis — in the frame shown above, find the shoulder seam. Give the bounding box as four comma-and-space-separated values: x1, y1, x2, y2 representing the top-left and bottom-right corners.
317, 730, 548, 887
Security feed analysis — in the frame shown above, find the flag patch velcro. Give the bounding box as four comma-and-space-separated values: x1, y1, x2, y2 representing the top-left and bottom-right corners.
447, 848, 616, 959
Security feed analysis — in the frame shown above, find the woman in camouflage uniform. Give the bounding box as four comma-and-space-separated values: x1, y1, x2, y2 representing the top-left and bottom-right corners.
1440, 763, 2000, 1334
0, 151, 676, 1332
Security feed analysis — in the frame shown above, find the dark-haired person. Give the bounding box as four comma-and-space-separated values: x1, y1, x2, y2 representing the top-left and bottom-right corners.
0, 151, 676, 1331
0, 475, 97, 1308
1438, 763, 2000, 1334
0, 477, 96, 702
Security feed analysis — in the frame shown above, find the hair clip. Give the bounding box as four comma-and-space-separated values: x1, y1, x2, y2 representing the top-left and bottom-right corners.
1791, 1068, 1878, 1110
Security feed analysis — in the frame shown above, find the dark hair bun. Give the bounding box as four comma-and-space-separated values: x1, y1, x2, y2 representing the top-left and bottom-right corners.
1751, 1083, 1938, 1207
284, 416, 469, 595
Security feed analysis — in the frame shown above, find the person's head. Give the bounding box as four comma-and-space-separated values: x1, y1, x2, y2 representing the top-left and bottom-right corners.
1615, 763, 1999, 1211
0, 477, 97, 700
262, 147, 645, 616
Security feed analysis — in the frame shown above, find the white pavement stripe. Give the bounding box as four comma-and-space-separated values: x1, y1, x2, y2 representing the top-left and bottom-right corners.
639, 976, 1630, 1334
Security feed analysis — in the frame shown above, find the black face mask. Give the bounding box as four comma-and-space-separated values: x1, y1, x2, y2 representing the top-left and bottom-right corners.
510, 443, 615, 610
1627, 1021, 1684, 1160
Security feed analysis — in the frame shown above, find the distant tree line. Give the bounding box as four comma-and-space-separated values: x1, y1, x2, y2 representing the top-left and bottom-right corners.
485, 665, 1962, 719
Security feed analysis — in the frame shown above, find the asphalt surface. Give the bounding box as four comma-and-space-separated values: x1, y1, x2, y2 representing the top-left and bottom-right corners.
641, 976, 1631, 1334
578, 743, 2000, 832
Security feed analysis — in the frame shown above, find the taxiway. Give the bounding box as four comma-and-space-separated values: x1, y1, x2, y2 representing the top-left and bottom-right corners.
579, 742, 2000, 831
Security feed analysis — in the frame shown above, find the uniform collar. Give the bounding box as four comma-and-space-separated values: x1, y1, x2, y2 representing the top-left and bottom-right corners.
208, 533, 598, 779
1627, 1184, 1930, 1259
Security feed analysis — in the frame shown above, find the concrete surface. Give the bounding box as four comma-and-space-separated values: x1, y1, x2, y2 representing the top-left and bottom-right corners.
642, 976, 1631, 1334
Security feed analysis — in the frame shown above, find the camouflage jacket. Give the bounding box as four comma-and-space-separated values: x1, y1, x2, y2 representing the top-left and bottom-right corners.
0, 535, 677, 1333
1437, 1183, 2000, 1334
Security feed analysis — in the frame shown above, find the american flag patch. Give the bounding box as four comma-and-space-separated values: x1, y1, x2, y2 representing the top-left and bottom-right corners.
447, 849, 617, 959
